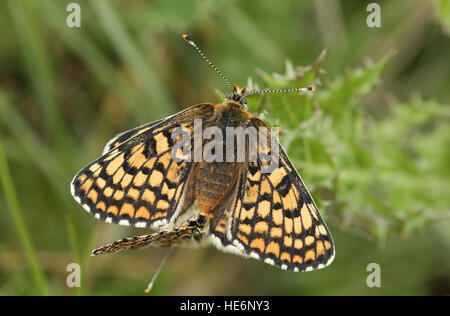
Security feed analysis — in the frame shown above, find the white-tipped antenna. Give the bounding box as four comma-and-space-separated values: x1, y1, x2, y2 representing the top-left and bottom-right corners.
144, 246, 174, 294
182, 34, 233, 91
243, 86, 316, 98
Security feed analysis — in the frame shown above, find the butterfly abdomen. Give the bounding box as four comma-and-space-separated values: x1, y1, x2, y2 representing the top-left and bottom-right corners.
194, 162, 240, 215
193, 101, 250, 216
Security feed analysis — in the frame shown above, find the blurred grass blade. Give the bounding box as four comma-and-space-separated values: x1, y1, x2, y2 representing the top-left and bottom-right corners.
0, 136, 50, 296
91, 0, 175, 119
223, 6, 283, 65
65, 216, 84, 296
7, 0, 74, 163
36, 0, 146, 122
0, 91, 71, 207
0, 91, 95, 294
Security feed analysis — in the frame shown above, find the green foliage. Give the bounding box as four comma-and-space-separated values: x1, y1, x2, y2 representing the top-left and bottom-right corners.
248, 54, 449, 243
434, 0, 450, 34
0, 0, 448, 296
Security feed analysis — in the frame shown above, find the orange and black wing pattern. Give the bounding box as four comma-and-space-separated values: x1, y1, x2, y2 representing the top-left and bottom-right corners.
101, 118, 165, 155
70, 103, 214, 229
208, 117, 335, 272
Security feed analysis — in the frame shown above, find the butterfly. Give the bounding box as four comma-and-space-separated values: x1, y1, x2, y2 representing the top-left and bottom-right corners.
70, 34, 335, 275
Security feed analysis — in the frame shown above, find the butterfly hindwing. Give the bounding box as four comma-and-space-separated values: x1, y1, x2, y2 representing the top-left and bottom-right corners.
71, 103, 215, 229
209, 117, 335, 272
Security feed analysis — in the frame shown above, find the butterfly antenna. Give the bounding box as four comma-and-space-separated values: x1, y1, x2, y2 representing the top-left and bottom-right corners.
182, 34, 233, 91
243, 86, 316, 98
144, 246, 174, 294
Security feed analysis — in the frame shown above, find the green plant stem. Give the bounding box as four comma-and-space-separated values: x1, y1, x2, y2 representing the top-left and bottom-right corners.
0, 136, 50, 296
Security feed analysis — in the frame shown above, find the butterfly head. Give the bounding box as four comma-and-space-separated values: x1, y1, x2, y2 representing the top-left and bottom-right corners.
226, 83, 247, 105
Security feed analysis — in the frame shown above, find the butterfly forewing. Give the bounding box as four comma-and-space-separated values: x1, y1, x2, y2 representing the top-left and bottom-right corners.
102, 102, 217, 155
101, 119, 164, 155
71, 103, 215, 229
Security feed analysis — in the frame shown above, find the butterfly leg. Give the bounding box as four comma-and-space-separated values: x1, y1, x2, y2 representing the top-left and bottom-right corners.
91, 216, 207, 256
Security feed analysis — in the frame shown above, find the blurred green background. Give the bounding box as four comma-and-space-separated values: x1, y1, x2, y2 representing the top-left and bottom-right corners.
0, 0, 449, 296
